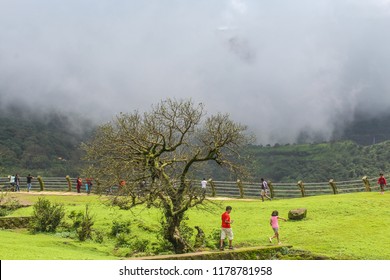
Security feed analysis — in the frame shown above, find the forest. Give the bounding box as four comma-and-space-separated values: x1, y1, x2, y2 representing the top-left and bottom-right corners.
1, 111, 390, 182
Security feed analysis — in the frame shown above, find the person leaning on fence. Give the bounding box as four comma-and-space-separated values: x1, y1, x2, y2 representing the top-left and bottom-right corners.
378, 173, 387, 195
260, 178, 272, 202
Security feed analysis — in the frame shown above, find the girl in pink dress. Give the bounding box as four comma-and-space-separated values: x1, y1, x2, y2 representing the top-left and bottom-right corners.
269, 210, 287, 245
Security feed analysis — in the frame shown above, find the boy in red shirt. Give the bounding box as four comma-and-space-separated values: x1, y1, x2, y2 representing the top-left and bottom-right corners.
220, 206, 234, 251
378, 173, 387, 195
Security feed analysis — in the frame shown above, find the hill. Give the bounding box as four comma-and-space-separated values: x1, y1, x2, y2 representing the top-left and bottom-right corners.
0, 111, 93, 177
2, 111, 390, 182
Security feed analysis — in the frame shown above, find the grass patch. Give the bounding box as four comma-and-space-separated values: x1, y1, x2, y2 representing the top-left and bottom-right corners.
1, 191, 390, 259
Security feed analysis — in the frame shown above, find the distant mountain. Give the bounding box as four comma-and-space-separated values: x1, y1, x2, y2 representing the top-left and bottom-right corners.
338, 113, 390, 145
1, 110, 390, 182
0, 110, 93, 177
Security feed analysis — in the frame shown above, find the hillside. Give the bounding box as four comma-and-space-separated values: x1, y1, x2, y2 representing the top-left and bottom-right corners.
2, 112, 390, 182
0, 111, 93, 177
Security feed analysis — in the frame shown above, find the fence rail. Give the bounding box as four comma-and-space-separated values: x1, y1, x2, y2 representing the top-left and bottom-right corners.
0, 175, 383, 199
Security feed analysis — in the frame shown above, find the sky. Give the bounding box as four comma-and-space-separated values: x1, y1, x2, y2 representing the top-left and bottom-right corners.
1, 0, 390, 144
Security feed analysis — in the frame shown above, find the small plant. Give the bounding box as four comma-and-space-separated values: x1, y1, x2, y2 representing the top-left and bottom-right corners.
68, 205, 95, 241
0, 191, 21, 216
93, 230, 105, 244
110, 220, 131, 237
29, 197, 65, 232
206, 228, 221, 250
77, 205, 95, 241
115, 233, 131, 248
130, 238, 149, 253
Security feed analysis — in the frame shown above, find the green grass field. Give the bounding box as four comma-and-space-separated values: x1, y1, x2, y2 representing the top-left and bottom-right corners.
1, 191, 390, 260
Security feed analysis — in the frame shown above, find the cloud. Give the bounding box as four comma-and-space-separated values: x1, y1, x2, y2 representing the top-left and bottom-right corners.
1, 0, 390, 144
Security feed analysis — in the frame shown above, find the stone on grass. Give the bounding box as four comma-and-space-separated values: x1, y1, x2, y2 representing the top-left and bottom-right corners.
288, 208, 307, 220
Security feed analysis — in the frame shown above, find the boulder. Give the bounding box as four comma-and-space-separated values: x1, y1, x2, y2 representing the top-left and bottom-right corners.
288, 208, 307, 220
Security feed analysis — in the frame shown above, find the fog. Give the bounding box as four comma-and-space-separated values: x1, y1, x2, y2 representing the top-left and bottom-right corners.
1, 0, 390, 144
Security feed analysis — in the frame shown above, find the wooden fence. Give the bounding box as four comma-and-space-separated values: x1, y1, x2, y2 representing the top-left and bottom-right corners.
0, 175, 381, 199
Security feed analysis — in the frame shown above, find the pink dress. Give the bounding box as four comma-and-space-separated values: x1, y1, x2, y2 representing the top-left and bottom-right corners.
270, 216, 279, 229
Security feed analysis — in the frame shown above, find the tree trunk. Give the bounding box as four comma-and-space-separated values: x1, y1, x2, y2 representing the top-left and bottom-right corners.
164, 211, 192, 254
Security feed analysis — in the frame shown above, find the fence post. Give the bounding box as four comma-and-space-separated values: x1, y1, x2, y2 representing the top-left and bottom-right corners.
66, 175, 72, 192
362, 176, 371, 192
297, 180, 305, 197
208, 179, 216, 197
329, 179, 338, 194
37, 176, 45, 191
268, 180, 275, 198
237, 179, 244, 198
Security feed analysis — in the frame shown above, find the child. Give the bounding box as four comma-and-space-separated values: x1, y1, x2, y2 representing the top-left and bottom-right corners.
220, 206, 234, 250
378, 173, 387, 195
269, 210, 286, 245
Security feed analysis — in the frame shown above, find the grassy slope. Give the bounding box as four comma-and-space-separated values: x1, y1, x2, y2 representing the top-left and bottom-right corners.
1, 191, 390, 259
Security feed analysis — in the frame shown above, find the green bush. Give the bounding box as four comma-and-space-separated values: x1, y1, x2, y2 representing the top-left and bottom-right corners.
130, 238, 149, 253
93, 230, 105, 244
0, 192, 21, 216
115, 233, 131, 248
110, 220, 131, 237
30, 198, 65, 232
68, 205, 95, 241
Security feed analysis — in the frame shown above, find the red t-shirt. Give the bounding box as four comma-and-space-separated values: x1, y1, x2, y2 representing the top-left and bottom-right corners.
221, 212, 231, 228
378, 177, 387, 185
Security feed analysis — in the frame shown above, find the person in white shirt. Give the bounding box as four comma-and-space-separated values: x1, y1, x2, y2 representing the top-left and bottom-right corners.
201, 178, 207, 195
260, 178, 272, 202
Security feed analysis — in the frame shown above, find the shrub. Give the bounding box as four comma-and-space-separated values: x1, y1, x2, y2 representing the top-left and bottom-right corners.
115, 233, 131, 248
68, 205, 95, 241
110, 220, 131, 237
206, 228, 221, 249
30, 198, 65, 232
0, 192, 21, 216
93, 230, 105, 244
130, 238, 149, 253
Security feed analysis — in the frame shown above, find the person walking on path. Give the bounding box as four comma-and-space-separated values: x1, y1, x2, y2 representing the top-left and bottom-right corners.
26, 174, 34, 192
260, 178, 272, 202
220, 206, 234, 251
269, 210, 287, 245
378, 173, 387, 195
76, 177, 82, 193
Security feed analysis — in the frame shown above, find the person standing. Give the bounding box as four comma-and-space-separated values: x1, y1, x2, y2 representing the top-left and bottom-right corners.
269, 210, 287, 245
201, 178, 207, 195
15, 174, 20, 192
220, 206, 234, 251
76, 177, 82, 193
260, 178, 272, 202
378, 173, 387, 195
86, 178, 93, 194
9, 175, 15, 191
26, 174, 34, 192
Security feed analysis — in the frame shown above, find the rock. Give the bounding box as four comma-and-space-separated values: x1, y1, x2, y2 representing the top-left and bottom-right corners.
288, 208, 307, 220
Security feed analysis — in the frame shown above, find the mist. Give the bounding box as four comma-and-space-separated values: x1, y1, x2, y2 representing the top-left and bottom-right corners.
1, 0, 390, 144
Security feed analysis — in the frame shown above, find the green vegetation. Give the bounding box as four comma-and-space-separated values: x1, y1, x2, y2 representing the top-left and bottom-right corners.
206, 140, 390, 182
0, 112, 92, 177
2, 111, 390, 183
1, 191, 389, 259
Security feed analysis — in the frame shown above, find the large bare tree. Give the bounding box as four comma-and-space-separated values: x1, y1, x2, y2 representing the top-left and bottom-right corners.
82, 98, 252, 253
